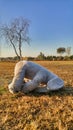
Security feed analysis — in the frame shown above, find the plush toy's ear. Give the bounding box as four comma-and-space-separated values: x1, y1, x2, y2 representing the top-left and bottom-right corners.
47, 77, 64, 91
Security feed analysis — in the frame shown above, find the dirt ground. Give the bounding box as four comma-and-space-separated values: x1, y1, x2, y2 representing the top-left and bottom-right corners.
0, 61, 73, 130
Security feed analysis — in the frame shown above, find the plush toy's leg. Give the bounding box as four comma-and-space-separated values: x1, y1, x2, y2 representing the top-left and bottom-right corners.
21, 80, 38, 93
21, 70, 47, 93
8, 61, 26, 93
47, 77, 64, 91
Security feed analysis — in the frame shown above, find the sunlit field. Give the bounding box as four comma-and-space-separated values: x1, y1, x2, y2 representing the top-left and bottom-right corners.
0, 61, 73, 130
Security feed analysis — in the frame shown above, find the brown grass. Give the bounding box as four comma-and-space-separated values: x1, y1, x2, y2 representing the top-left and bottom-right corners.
0, 61, 73, 130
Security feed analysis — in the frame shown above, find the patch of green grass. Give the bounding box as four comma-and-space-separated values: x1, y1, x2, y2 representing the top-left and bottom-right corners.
0, 86, 7, 95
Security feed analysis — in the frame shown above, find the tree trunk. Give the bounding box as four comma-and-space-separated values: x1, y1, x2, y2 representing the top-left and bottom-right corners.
19, 34, 23, 60
10, 39, 20, 60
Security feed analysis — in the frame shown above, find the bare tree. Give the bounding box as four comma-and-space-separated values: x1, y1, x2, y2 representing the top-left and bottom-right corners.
0, 17, 30, 60
66, 47, 71, 56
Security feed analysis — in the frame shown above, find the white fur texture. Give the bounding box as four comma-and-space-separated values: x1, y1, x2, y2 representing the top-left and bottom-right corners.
8, 61, 64, 93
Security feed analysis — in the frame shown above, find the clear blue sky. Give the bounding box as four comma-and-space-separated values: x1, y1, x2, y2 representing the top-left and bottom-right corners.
0, 0, 73, 57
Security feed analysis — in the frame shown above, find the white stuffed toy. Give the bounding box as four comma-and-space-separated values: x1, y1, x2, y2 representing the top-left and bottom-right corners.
8, 61, 64, 94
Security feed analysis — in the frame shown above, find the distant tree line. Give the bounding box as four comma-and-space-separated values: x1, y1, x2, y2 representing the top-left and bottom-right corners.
0, 51, 73, 61
35, 51, 73, 61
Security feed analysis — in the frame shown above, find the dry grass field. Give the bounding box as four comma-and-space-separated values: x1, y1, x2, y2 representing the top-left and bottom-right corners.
0, 61, 73, 130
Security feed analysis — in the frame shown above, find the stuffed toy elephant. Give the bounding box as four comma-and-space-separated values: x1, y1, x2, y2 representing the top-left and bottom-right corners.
8, 61, 64, 94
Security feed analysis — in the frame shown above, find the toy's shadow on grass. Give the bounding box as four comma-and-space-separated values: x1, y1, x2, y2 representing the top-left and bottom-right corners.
1, 86, 72, 97
14, 86, 73, 98
29, 86, 73, 97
